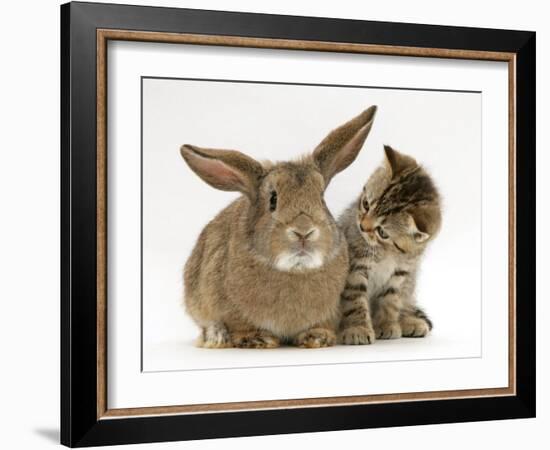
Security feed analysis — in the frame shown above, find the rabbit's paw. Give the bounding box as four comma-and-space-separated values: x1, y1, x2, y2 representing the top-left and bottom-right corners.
338, 325, 375, 345
400, 317, 431, 337
232, 331, 280, 349
295, 328, 336, 348
375, 321, 402, 339
197, 323, 232, 348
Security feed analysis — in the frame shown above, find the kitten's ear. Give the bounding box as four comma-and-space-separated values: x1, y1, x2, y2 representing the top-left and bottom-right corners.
406, 214, 430, 243
384, 146, 417, 178
407, 206, 441, 243
180, 144, 264, 199
313, 106, 377, 185
412, 228, 430, 243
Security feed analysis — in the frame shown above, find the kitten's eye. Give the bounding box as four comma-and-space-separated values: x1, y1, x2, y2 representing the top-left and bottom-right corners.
376, 226, 389, 239
362, 199, 370, 212
269, 190, 278, 212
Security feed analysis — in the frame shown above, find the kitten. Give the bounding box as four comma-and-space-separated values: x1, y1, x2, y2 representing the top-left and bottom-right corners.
338, 146, 441, 344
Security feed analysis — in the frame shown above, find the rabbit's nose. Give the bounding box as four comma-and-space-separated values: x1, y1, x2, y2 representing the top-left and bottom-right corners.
288, 227, 319, 242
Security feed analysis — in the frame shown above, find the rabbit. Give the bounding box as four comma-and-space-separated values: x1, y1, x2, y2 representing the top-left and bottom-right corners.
179, 106, 377, 348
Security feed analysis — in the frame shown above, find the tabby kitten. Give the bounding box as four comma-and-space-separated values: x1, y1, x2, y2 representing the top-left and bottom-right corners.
338, 146, 441, 344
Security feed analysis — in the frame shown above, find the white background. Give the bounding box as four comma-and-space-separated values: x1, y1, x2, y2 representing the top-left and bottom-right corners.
142, 69, 484, 371
0, 0, 546, 449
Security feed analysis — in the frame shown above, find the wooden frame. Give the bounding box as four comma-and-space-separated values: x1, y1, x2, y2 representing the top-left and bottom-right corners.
62, 1, 535, 447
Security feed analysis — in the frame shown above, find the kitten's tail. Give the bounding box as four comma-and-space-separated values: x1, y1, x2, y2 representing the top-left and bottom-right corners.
414, 307, 433, 331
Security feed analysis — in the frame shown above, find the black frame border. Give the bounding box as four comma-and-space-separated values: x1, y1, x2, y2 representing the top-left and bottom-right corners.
61, 1, 535, 447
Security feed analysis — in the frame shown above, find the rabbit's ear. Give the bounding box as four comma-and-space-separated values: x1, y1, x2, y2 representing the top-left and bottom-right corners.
180, 145, 264, 198
384, 145, 417, 178
312, 105, 377, 185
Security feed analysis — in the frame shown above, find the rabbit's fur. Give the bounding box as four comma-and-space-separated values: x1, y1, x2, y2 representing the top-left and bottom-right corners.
180, 106, 377, 348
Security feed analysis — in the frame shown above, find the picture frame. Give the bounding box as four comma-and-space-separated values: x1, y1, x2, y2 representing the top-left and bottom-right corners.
61, 1, 536, 447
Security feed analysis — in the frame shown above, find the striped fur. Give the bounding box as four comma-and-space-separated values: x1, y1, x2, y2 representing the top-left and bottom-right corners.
338, 146, 441, 344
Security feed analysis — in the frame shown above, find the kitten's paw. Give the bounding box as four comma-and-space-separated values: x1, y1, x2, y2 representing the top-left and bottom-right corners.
295, 328, 336, 348
339, 325, 375, 345
197, 323, 232, 348
232, 331, 280, 349
401, 317, 431, 337
375, 322, 402, 339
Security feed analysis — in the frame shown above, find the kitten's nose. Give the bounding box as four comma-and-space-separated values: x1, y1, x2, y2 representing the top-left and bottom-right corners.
360, 216, 375, 233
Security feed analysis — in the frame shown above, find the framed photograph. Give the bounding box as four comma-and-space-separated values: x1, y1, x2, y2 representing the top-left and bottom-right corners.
61, 1, 535, 447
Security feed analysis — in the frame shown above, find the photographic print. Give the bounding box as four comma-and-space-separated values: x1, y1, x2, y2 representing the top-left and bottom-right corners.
141, 77, 481, 372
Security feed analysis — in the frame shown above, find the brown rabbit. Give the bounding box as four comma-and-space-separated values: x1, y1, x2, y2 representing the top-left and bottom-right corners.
180, 106, 377, 348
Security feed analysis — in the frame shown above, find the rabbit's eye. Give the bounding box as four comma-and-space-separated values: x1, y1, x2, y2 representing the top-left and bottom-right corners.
362, 199, 370, 212
269, 191, 278, 212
